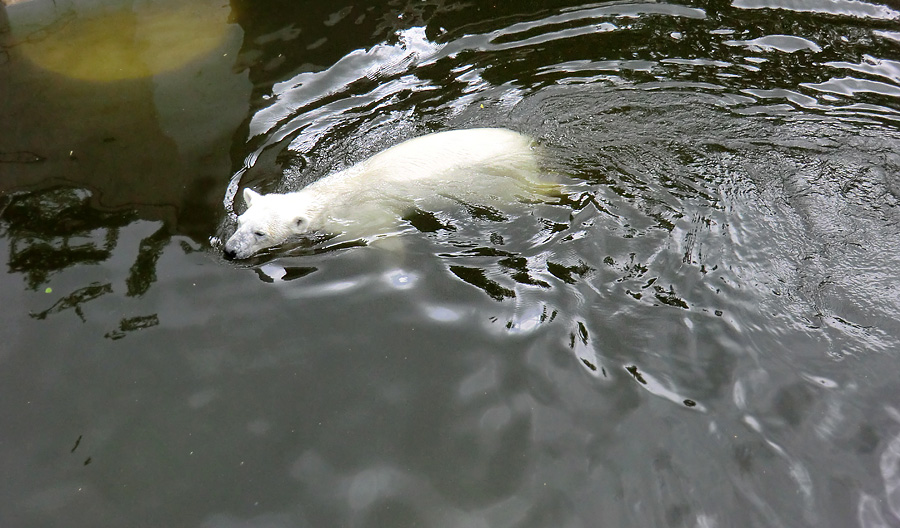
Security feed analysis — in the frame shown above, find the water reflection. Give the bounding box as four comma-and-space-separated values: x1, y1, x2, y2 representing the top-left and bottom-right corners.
1, 0, 249, 227
880, 424, 900, 522
104, 313, 160, 340
0, 186, 168, 337
1, 187, 134, 290
1, 0, 251, 332
30, 282, 113, 321
4, 0, 900, 526
732, 0, 899, 20
6, 0, 232, 81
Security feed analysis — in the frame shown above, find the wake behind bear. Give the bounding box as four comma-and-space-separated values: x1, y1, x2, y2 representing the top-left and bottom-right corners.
223, 128, 552, 260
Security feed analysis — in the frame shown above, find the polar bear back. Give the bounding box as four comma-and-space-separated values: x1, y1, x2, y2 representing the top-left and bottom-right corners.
305, 128, 538, 194
359, 128, 537, 183
292, 128, 546, 238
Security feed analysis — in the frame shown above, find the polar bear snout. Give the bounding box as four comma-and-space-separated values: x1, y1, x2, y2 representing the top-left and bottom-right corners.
222, 234, 248, 260
222, 242, 239, 260
224, 218, 295, 259
224, 226, 305, 260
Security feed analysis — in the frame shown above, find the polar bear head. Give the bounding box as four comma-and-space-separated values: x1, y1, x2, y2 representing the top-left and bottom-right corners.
223, 189, 312, 260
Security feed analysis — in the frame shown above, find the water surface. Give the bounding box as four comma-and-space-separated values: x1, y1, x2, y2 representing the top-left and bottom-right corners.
2, 0, 900, 526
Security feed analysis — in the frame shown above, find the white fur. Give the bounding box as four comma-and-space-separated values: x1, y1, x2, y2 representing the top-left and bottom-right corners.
224, 128, 543, 259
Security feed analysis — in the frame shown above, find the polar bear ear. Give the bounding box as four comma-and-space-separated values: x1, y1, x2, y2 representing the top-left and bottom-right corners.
293, 216, 308, 232
244, 187, 262, 207
243, 188, 261, 207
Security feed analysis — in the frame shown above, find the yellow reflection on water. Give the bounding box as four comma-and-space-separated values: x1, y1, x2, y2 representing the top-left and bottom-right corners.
8, 0, 230, 81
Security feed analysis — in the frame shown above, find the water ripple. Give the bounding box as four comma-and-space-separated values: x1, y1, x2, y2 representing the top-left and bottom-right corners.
732, 0, 900, 20
202, 3, 900, 527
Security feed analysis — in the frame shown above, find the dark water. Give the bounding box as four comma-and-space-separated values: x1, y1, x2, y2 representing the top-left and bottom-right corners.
2, 0, 900, 526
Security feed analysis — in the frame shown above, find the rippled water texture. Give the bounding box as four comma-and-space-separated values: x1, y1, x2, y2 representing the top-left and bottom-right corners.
2, 0, 900, 526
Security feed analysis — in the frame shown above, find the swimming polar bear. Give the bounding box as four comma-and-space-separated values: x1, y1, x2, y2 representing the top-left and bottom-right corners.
223, 128, 547, 260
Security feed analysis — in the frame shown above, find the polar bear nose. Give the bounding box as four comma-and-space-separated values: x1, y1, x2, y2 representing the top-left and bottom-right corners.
223, 239, 242, 260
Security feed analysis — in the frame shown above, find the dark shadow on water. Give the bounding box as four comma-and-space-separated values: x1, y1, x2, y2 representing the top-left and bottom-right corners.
29, 282, 113, 322
104, 314, 160, 340
126, 224, 171, 298
0, 186, 177, 323
0, 186, 172, 339
449, 265, 516, 301
0, 186, 135, 291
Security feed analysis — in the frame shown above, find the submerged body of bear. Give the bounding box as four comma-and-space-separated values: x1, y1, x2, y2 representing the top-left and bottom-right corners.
224, 128, 546, 260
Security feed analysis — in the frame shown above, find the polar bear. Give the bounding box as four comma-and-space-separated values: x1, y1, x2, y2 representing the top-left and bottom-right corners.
223, 128, 546, 260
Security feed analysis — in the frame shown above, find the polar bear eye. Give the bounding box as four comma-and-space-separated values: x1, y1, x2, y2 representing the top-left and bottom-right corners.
254, 231, 266, 237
